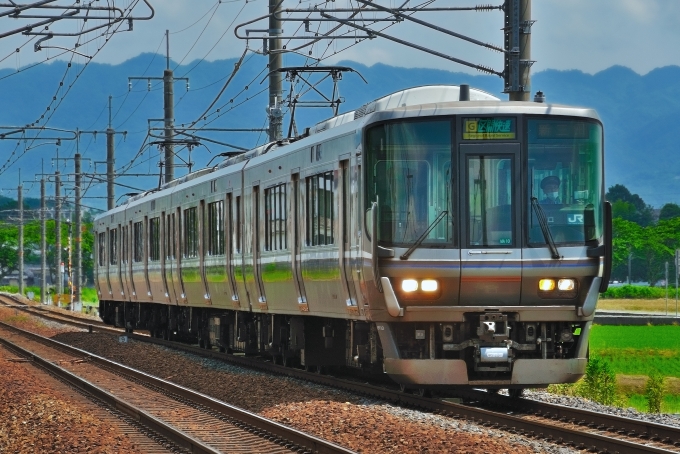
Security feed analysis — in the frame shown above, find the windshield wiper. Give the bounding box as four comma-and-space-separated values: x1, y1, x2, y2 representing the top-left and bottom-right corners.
531, 197, 560, 259
400, 210, 448, 260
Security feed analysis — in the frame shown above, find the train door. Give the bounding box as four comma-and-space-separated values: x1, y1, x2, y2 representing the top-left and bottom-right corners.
117, 224, 124, 298
104, 228, 112, 297
161, 212, 175, 303
120, 224, 130, 299
199, 200, 212, 304
172, 208, 187, 303
232, 191, 250, 310
339, 159, 358, 312
126, 221, 137, 300
290, 173, 308, 311
248, 185, 267, 310
459, 143, 522, 306
225, 192, 239, 306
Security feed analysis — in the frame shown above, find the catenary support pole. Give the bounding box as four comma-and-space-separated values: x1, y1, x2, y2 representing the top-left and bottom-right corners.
75, 152, 82, 310
164, 29, 175, 183
18, 180, 24, 296
40, 178, 46, 304
505, 0, 532, 101
107, 95, 115, 210
55, 170, 62, 299
268, 0, 283, 141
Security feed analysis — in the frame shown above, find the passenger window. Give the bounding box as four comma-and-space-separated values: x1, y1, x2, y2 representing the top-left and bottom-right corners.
149, 218, 160, 261
207, 201, 225, 256
306, 171, 334, 246
265, 183, 287, 251
133, 221, 144, 262
109, 228, 118, 265
183, 207, 198, 258
466, 156, 514, 247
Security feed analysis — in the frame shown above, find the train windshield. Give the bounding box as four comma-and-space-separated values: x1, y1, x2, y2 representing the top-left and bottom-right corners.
365, 120, 454, 247
527, 118, 603, 245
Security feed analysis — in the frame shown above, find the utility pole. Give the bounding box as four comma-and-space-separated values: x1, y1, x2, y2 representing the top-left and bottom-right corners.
129, 30, 188, 184
107, 96, 115, 210
164, 30, 175, 183
40, 176, 46, 304
504, 0, 533, 101
74, 153, 82, 310
79, 98, 127, 210
55, 169, 62, 300
17, 174, 23, 297
51, 143, 90, 310
267, 0, 283, 141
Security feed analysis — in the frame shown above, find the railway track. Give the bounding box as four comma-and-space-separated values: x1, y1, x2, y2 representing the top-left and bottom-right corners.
0, 317, 355, 454
3, 293, 680, 454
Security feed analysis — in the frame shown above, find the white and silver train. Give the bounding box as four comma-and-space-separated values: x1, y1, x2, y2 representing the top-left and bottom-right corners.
94, 85, 611, 390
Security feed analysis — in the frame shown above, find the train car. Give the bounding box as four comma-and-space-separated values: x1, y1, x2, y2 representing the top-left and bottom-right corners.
94, 84, 611, 391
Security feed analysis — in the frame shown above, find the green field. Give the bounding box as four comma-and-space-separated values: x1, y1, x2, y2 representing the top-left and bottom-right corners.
589, 324, 680, 413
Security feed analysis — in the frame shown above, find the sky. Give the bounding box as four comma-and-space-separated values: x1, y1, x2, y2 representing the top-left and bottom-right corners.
1, 0, 679, 76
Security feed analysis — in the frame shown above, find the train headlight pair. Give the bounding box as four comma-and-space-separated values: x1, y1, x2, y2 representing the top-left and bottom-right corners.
401, 279, 438, 293
538, 278, 577, 296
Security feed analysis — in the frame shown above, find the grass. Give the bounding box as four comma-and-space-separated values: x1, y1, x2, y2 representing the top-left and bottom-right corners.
590, 325, 680, 379
597, 298, 680, 314
626, 394, 680, 414
590, 325, 680, 351
562, 325, 680, 414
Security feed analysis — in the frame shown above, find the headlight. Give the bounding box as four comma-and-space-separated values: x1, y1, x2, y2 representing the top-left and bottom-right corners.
421, 279, 438, 292
558, 279, 575, 291
538, 279, 556, 291
401, 279, 419, 292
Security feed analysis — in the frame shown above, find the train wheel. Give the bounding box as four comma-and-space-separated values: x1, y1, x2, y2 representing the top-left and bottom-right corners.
508, 388, 524, 399
414, 388, 431, 398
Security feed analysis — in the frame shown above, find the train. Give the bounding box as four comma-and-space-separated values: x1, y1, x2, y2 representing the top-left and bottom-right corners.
94, 84, 611, 392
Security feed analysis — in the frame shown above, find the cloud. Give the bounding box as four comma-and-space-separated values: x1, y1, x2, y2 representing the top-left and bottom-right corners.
0, 0, 678, 77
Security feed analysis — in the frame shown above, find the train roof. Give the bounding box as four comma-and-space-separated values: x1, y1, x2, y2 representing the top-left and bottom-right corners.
96, 84, 601, 220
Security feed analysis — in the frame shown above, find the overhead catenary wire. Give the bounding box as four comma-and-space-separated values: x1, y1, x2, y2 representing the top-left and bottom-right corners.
0, 0, 147, 178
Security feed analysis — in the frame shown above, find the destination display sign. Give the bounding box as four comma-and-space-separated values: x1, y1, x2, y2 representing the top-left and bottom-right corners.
463, 117, 516, 140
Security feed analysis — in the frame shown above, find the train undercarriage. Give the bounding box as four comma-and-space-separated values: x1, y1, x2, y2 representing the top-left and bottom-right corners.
99, 300, 588, 387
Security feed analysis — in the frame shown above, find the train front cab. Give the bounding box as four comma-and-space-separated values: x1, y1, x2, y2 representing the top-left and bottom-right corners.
362, 108, 611, 388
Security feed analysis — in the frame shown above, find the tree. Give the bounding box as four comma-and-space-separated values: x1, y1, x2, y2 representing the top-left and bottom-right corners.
0, 222, 39, 281
611, 218, 644, 282
658, 203, 680, 221
606, 184, 654, 226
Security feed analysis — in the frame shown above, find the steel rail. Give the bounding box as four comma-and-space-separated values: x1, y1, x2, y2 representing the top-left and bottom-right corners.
0, 320, 356, 454
4, 294, 678, 453
0, 330, 221, 454
131, 334, 679, 454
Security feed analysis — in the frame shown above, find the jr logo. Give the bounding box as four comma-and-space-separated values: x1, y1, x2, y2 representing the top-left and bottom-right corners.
568, 214, 584, 225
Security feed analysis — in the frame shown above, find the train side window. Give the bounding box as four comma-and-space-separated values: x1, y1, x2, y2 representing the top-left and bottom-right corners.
165, 214, 175, 259
133, 221, 144, 262
207, 201, 225, 256
265, 183, 287, 251
109, 228, 118, 265
149, 217, 160, 261
183, 207, 198, 258
98, 232, 106, 266
235, 196, 241, 253
306, 171, 334, 246
122, 226, 129, 264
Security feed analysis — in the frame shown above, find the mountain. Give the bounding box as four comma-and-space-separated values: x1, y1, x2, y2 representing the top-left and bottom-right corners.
0, 55, 678, 209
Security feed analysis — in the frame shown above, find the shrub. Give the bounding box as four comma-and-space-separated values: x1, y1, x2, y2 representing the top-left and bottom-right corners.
645, 372, 665, 413
576, 356, 620, 406
600, 285, 671, 299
